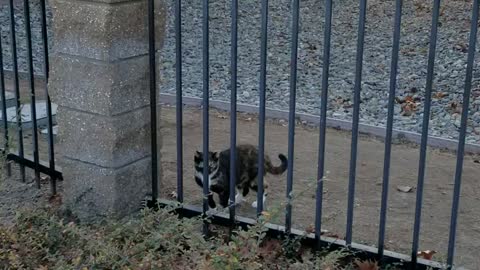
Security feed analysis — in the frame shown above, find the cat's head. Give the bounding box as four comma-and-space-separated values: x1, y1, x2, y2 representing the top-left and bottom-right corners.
194, 150, 220, 174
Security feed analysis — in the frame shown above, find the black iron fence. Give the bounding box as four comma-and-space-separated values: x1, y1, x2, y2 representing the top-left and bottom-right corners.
146, 0, 479, 269
0, 0, 59, 192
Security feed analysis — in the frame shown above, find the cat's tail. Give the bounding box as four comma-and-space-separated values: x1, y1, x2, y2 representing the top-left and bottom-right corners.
265, 154, 288, 175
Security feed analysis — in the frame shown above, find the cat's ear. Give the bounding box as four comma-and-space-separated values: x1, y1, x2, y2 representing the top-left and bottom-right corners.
195, 150, 202, 161
212, 152, 219, 161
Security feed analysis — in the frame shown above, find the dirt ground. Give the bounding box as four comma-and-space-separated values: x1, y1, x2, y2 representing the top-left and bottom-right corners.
1, 100, 480, 268
158, 105, 480, 269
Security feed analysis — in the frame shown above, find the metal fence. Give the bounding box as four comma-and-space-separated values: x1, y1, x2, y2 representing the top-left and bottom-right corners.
0, 0, 59, 192
146, 0, 479, 269
0, 0, 478, 269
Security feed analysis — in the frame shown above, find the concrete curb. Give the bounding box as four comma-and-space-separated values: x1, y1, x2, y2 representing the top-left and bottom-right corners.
159, 93, 480, 155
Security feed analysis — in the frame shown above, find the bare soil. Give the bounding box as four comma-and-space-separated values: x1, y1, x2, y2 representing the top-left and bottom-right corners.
1, 103, 479, 268
158, 105, 480, 269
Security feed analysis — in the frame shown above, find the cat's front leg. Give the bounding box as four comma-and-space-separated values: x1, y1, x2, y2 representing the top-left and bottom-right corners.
205, 192, 218, 216
251, 193, 267, 210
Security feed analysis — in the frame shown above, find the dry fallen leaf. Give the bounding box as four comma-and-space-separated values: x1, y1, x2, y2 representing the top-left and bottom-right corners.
169, 191, 178, 199
401, 101, 418, 116
454, 43, 468, 53
417, 250, 437, 260
323, 232, 341, 239
433, 92, 449, 99
447, 101, 463, 114
397, 185, 414, 193
405, 95, 415, 103
305, 224, 315, 234
354, 259, 379, 270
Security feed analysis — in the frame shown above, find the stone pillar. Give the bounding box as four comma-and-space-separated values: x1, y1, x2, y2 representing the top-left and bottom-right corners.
49, 0, 165, 221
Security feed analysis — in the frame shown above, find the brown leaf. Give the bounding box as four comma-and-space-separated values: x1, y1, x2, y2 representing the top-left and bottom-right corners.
417, 250, 437, 260
216, 114, 228, 119
401, 101, 418, 116
354, 259, 379, 270
454, 43, 468, 53
169, 191, 178, 199
323, 232, 341, 239
49, 194, 62, 206
433, 92, 449, 99
405, 95, 415, 103
447, 101, 462, 114
305, 224, 315, 234
397, 185, 414, 193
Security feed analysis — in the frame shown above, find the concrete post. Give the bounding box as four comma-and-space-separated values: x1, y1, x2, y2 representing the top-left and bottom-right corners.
49, 0, 165, 221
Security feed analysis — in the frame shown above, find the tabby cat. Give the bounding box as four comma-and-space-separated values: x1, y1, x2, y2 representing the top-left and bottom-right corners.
194, 144, 288, 210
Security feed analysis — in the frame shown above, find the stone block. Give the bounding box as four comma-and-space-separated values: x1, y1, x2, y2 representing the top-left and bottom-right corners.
49, 54, 150, 116
62, 156, 151, 221
57, 106, 151, 168
50, 0, 165, 61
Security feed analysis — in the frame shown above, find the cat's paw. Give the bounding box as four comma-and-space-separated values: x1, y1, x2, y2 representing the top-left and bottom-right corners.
251, 201, 258, 208
206, 208, 218, 216
235, 197, 246, 205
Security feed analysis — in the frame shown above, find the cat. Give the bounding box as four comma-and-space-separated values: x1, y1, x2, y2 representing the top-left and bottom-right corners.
194, 144, 288, 211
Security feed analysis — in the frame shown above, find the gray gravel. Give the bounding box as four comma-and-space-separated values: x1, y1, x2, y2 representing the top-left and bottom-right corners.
1, 0, 479, 144
159, 0, 480, 144
0, 0, 53, 76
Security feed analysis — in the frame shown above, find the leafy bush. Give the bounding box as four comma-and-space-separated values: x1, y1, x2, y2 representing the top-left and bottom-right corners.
0, 205, 361, 270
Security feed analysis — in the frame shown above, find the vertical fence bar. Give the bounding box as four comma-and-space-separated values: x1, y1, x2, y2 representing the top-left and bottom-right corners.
377, 0, 403, 257
315, 0, 332, 248
285, 0, 300, 234
446, 0, 479, 267
9, 0, 25, 182
24, 0, 41, 187
148, 0, 158, 201
40, 0, 49, 75
202, 0, 210, 234
229, 0, 238, 225
345, 0, 367, 246
39, 0, 56, 194
257, 0, 269, 216
175, 0, 183, 203
0, 35, 9, 173
410, 0, 441, 263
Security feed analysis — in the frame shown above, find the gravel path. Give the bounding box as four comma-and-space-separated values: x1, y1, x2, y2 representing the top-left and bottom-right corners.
159, 0, 480, 144
1, 0, 480, 144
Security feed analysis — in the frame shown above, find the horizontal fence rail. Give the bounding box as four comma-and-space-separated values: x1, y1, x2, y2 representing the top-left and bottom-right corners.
150, 0, 479, 269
